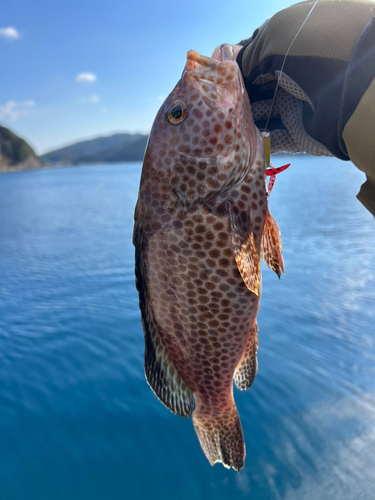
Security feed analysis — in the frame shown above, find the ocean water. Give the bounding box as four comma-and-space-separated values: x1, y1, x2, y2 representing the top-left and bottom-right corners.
0, 158, 374, 500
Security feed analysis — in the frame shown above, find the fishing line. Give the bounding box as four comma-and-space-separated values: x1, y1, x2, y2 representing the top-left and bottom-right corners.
264, 0, 320, 132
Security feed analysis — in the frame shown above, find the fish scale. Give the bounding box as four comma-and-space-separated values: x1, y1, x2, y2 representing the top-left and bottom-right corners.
133, 44, 284, 471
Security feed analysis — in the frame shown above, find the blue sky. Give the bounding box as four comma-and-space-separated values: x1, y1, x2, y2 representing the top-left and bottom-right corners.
1, 0, 302, 154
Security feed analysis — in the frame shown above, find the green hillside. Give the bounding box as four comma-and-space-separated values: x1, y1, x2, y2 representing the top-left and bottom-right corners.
0, 125, 40, 171
40, 133, 148, 165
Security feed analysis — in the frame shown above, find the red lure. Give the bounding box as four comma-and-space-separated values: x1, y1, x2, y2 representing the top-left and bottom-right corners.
265, 163, 290, 195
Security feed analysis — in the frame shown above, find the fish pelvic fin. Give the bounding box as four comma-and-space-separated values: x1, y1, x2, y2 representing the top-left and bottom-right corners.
192, 395, 245, 472
261, 210, 285, 278
229, 204, 260, 295
234, 321, 259, 391
234, 232, 260, 295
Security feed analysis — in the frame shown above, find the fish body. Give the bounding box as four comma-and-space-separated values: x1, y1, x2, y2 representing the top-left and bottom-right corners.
133, 45, 284, 471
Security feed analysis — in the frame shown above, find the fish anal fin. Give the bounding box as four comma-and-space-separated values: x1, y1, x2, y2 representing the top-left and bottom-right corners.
144, 324, 194, 418
234, 321, 259, 391
261, 210, 285, 278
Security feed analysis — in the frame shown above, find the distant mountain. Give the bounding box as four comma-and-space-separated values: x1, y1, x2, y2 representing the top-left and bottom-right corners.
0, 125, 40, 172
40, 133, 148, 165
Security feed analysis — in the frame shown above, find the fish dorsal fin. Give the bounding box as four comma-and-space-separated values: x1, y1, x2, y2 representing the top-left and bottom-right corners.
234, 321, 259, 390
134, 218, 194, 418
229, 205, 260, 295
261, 210, 285, 278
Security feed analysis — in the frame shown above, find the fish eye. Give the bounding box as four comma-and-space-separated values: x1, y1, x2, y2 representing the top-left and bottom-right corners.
167, 100, 187, 125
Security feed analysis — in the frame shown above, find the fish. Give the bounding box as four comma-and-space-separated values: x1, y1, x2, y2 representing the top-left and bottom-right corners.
133, 44, 284, 471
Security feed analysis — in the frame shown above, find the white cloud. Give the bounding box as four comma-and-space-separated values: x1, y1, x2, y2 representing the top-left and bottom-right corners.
0, 27, 20, 40
77, 94, 100, 104
76, 72, 97, 83
20, 100, 35, 107
0, 100, 35, 121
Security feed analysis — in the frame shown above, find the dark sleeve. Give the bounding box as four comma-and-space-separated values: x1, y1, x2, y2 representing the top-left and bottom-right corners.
236, 0, 375, 215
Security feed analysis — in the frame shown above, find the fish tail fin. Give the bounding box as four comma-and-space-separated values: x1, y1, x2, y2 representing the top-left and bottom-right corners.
192, 396, 245, 472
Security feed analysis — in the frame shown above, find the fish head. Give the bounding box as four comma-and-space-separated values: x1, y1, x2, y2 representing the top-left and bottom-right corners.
145, 45, 257, 208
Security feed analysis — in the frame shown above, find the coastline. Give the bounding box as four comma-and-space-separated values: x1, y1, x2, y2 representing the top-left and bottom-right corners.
0, 152, 298, 175
0, 161, 143, 174
0, 164, 54, 174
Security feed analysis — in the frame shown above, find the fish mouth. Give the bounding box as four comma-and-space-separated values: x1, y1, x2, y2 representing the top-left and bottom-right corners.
186, 51, 229, 78
187, 51, 217, 69
185, 45, 239, 85
185, 51, 218, 84
184, 48, 239, 107
187, 44, 235, 67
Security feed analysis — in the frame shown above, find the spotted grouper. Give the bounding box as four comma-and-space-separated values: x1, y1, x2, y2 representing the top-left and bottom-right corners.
133, 44, 284, 471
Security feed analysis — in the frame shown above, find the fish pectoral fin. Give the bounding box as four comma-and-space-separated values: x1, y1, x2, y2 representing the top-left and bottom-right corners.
261, 210, 285, 278
234, 321, 259, 391
144, 324, 194, 418
169, 154, 249, 210
229, 205, 260, 295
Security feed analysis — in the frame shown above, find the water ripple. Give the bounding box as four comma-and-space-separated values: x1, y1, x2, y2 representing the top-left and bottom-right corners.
0, 161, 375, 499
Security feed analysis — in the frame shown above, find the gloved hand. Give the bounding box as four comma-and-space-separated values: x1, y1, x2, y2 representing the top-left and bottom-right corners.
233, 0, 375, 216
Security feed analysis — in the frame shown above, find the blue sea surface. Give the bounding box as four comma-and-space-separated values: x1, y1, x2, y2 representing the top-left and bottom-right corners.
0, 158, 375, 499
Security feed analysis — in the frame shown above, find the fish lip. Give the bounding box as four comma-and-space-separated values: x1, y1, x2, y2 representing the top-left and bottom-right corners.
187, 50, 217, 69
183, 61, 234, 110
213, 44, 235, 62
184, 49, 239, 109
185, 50, 220, 83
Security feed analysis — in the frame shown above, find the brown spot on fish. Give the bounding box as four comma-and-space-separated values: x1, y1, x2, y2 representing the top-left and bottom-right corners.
192, 108, 203, 119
